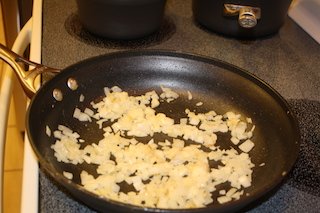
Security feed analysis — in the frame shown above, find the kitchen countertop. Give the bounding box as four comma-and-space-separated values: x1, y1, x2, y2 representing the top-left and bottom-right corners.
40, 0, 320, 212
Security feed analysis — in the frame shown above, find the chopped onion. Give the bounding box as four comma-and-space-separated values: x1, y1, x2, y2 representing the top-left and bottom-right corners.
50, 86, 257, 209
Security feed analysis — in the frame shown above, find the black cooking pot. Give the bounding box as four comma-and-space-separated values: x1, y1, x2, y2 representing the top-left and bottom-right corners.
192, 0, 293, 38
76, 0, 167, 40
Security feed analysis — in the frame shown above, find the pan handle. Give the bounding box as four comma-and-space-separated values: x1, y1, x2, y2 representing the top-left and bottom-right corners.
0, 43, 60, 98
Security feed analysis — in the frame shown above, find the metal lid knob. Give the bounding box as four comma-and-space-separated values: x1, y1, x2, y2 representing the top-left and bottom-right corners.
224, 4, 261, 29
239, 7, 257, 28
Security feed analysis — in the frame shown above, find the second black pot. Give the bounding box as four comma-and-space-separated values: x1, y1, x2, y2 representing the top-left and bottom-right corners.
192, 0, 293, 38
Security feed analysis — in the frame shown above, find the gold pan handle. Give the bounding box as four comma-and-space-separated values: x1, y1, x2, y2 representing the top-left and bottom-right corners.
0, 43, 60, 98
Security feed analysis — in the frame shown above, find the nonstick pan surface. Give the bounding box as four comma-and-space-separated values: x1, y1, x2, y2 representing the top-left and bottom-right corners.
26, 50, 300, 212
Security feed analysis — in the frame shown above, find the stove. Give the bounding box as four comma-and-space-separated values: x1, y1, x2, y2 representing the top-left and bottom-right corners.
22, 0, 320, 212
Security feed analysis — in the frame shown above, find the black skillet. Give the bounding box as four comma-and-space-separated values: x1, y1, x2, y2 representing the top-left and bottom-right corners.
0, 45, 300, 212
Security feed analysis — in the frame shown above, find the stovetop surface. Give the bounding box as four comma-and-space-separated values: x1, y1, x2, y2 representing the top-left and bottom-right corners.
40, 0, 320, 212
42, 1, 320, 101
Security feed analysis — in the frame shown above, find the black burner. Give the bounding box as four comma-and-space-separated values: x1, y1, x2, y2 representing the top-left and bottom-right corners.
64, 13, 176, 49
287, 99, 320, 197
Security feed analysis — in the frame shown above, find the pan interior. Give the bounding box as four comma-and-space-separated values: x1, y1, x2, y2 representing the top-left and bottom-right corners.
26, 51, 299, 212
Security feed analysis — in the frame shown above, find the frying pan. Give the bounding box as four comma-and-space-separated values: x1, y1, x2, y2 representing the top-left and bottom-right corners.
0, 44, 300, 212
